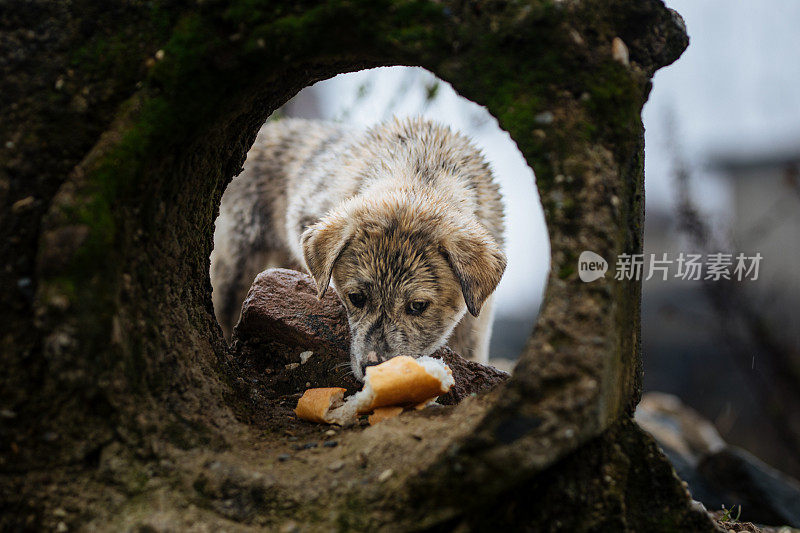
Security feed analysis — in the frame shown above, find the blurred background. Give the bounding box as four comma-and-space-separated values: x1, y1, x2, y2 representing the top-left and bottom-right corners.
253, 0, 800, 522
641, 0, 800, 483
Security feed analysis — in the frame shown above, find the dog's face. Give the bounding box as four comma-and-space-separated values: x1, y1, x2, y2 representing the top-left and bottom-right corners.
301, 193, 506, 380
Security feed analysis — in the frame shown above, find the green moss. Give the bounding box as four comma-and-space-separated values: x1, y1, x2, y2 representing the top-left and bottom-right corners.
582, 60, 643, 147
71, 34, 137, 79
67, 2, 177, 89
558, 264, 575, 280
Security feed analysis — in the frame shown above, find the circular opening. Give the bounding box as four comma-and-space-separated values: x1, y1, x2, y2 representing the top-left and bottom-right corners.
212, 66, 549, 377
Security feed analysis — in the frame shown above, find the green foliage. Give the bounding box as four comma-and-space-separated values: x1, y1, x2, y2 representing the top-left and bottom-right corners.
719, 504, 742, 523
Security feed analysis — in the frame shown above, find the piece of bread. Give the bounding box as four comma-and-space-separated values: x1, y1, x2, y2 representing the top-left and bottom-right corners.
368, 406, 404, 425
356, 356, 454, 412
294, 387, 347, 424
294, 356, 454, 426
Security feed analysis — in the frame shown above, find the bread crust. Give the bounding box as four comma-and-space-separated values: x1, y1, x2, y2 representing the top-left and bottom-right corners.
362, 356, 450, 411
367, 406, 404, 425
294, 387, 346, 423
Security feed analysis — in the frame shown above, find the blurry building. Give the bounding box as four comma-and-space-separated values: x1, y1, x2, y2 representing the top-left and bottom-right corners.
642, 144, 800, 480
709, 148, 800, 341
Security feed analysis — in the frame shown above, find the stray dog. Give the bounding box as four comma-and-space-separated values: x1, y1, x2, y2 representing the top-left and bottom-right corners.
211, 117, 506, 380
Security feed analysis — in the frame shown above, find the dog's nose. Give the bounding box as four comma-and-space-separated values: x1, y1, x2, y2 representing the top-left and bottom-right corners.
361, 361, 380, 376
360, 360, 380, 376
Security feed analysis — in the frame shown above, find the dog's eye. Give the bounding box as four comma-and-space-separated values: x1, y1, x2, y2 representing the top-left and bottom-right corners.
406, 300, 429, 316
348, 292, 366, 308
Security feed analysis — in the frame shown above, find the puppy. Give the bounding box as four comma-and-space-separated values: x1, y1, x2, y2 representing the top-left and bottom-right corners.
211, 117, 506, 380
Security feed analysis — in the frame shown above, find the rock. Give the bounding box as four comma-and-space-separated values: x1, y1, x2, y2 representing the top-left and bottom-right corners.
279, 521, 300, 533
234, 268, 351, 358
230, 268, 508, 403
533, 111, 554, 125
637, 392, 800, 527
612, 37, 630, 66
699, 447, 800, 528
436, 345, 510, 406
11, 196, 35, 213
636, 392, 725, 463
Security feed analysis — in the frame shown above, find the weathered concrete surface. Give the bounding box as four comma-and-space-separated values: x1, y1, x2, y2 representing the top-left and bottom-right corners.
0, 0, 702, 529
449, 418, 722, 532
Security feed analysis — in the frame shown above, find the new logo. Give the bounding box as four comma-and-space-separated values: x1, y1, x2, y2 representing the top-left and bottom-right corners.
578, 251, 608, 282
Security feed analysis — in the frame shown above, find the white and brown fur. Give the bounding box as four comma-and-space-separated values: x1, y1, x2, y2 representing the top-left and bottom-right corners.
211, 117, 506, 380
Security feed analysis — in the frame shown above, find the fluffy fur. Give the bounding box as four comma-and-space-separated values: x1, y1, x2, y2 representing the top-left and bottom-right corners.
211, 117, 506, 379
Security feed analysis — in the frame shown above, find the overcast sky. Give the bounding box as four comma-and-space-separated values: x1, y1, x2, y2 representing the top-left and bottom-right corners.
644, 0, 800, 213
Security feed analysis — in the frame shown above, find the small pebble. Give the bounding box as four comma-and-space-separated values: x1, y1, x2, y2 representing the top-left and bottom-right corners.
280, 520, 300, 533
287, 436, 298, 442
328, 460, 345, 472
11, 196, 35, 213
534, 111, 554, 125
299, 351, 313, 364
155, 49, 165, 60
323, 441, 338, 448
378, 469, 393, 482
277, 454, 291, 462
56, 522, 68, 532
305, 382, 311, 388
285, 363, 299, 370
302, 442, 318, 450
324, 429, 337, 437
612, 37, 629, 66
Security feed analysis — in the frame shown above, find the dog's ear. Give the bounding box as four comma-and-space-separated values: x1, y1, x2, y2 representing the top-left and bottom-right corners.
301, 214, 352, 298
441, 224, 506, 317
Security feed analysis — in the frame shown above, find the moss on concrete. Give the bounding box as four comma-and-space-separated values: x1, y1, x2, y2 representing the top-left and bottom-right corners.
2, 0, 693, 530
